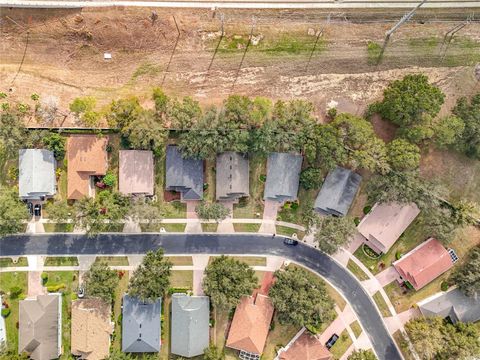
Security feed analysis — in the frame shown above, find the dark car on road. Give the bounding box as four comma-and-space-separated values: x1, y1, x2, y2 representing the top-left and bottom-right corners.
283, 238, 298, 246
325, 333, 339, 349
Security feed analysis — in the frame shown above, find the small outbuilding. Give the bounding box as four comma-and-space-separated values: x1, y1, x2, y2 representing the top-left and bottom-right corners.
216, 152, 249, 201
264, 152, 302, 204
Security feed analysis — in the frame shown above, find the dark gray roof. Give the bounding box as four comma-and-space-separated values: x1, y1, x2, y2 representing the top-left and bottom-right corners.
419, 288, 480, 324
264, 152, 302, 203
171, 294, 210, 358
122, 295, 161, 353
216, 152, 249, 201
165, 145, 203, 201
314, 167, 362, 217
19, 294, 61, 360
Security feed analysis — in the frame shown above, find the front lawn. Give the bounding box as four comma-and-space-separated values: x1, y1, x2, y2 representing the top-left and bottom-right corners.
94, 256, 129, 266
330, 329, 353, 360
276, 188, 318, 229
275, 225, 305, 240
112, 271, 129, 351
0, 257, 28, 267
44, 257, 79, 266
170, 271, 193, 289
263, 315, 301, 360
233, 223, 261, 232
372, 291, 391, 317
161, 201, 187, 219
350, 320, 362, 338
346, 260, 370, 281
165, 256, 193, 266
140, 222, 186, 232
201, 223, 219, 232
43, 223, 74, 233
231, 256, 266, 266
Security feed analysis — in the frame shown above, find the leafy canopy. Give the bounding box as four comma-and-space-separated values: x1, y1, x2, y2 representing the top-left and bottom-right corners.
0, 187, 30, 237
84, 261, 119, 303
452, 246, 480, 298
453, 93, 480, 159
314, 216, 356, 254
387, 138, 420, 171
195, 202, 231, 222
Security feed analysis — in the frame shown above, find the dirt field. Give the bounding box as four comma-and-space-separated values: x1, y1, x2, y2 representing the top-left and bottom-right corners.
1, 7, 479, 124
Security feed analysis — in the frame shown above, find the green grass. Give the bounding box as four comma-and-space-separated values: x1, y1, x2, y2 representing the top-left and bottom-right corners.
350, 320, 362, 339
140, 222, 186, 232
44, 257, 79, 266
233, 223, 261, 232
161, 201, 187, 219
231, 256, 266, 266
372, 291, 391, 317
204, 159, 216, 203
263, 315, 302, 360
233, 155, 265, 219
0, 272, 28, 352
165, 256, 193, 266
393, 330, 415, 360
170, 270, 193, 289
330, 329, 353, 360
57, 168, 68, 200
367, 41, 382, 65
201, 223, 218, 232
346, 260, 370, 281
131, 62, 162, 81
0, 257, 28, 267
275, 225, 305, 240
112, 271, 129, 351
43, 223, 74, 233
160, 296, 171, 360
276, 187, 318, 229
94, 256, 129, 266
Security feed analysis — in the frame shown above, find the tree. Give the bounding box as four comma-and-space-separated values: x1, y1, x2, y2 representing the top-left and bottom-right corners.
386, 138, 420, 171
0, 111, 28, 159
451, 199, 479, 227
195, 202, 231, 222
434, 115, 465, 149
0, 187, 29, 236
42, 132, 66, 160
152, 87, 170, 118
102, 172, 117, 188
124, 110, 168, 153
453, 93, 480, 159
314, 216, 356, 254
107, 97, 143, 130
128, 198, 162, 230
299, 168, 323, 190
203, 344, 224, 360
376, 74, 445, 129
269, 266, 334, 333
128, 248, 172, 302
203, 256, 257, 309
69, 96, 100, 127
44, 200, 72, 223
84, 261, 119, 303
452, 246, 480, 297
421, 206, 458, 245
167, 96, 202, 129
348, 349, 377, 360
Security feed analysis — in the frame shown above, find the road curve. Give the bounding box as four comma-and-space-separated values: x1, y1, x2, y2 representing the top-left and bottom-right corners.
0, 233, 402, 360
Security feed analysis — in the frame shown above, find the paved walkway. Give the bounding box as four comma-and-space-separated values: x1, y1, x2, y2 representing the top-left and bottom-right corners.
376, 266, 400, 287
192, 255, 210, 296
217, 201, 235, 233
123, 216, 141, 233
259, 200, 280, 234
185, 201, 202, 233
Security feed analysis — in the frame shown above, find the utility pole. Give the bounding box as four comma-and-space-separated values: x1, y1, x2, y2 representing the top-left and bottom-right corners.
230, 16, 255, 94
161, 16, 181, 87
439, 14, 474, 60
305, 28, 323, 72
377, 0, 427, 64
203, 13, 225, 88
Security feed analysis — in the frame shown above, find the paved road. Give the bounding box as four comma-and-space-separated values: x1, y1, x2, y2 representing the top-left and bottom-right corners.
0, 233, 402, 360
0, 0, 478, 9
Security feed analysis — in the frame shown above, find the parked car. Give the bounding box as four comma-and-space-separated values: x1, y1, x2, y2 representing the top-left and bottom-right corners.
283, 238, 298, 246
325, 333, 339, 349
33, 204, 41, 217
77, 286, 85, 299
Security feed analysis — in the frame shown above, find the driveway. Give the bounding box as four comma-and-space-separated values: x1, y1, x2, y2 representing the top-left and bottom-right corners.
1, 233, 401, 360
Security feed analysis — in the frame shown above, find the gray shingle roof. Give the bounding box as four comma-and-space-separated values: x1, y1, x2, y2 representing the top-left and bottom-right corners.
165, 145, 203, 201
122, 295, 161, 353
419, 288, 480, 323
264, 153, 302, 203
171, 294, 210, 358
19, 149, 56, 200
314, 167, 362, 217
19, 294, 61, 360
216, 152, 249, 201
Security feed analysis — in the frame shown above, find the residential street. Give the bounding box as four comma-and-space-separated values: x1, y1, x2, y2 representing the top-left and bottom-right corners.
0, 233, 402, 360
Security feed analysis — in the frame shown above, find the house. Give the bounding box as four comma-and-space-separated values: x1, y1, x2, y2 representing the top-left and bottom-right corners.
0, 295, 5, 349
67, 135, 108, 200
216, 152, 249, 202
18, 294, 62, 360
264, 153, 302, 204
357, 202, 420, 254
165, 145, 203, 201
18, 149, 56, 201
314, 167, 361, 217
122, 295, 161, 353
171, 293, 210, 358
226, 294, 274, 360
119, 150, 154, 196
277, 329, 333, 360
71, 298, 114, 360
393, 238, 455, 290
417, 288, 480, 324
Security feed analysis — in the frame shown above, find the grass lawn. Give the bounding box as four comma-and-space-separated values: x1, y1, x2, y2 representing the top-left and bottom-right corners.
231, 256, 266, 267
233, 155, 265, 219
44, 257, 79, 266
372, 291, 391, 317
94, 256, 129, 266
0, 272, 28, 352
330, 329, 353, 360
202, 223, 219, 232
275, 225, 305, 240
166, 256, 193, 266
263, 315, 301, 360
44, 271, 79, 359
170, 271, 193, 289
112, 271, 129, 351
159, 296, 171, 360
276, 188, 318, 229
233, 223, 261, 232
346, 260, 370, 281
140, 222, 186, 232
393, 330, 415, 360
161, 201, 187, 219
204, 158, 216, 203
0, 257, 28, 267
43, 223, 74, 233
350, 320, 362, 339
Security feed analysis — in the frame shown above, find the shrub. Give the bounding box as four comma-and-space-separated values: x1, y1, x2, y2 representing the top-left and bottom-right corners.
441, 281, 449, 292
1, 308, 11, 318
47, 284, 66, 293
299, 167, 323, 190
168, 287, 190, 295
354, 217, 360, 226
41, 272, 48, 285
395, 251, 403, 260
259, 174, 266, 182
102, 172, 117, 187
327, 107, 337, 119
42, 132, 66, 160
9, 287, 22, 299
31, 93, 40, 101
363, 205, 372, 215
290, 201, 299, 210
0, 92, 7, 99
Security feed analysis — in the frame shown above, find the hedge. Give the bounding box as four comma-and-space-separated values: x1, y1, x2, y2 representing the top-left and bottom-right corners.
47, 284, 66, 292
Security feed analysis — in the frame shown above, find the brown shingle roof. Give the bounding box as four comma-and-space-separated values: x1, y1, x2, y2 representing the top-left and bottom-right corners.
279, 332, 333, 360
71, 298, 114, 360
67, 135, 108, 200
119, 150, 154, 196
393, 238, 454, 290
226, 295, 274, 355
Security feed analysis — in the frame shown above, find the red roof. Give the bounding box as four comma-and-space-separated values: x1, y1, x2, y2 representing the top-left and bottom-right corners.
393, 238, 454, 290
279, 332, 332, 360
